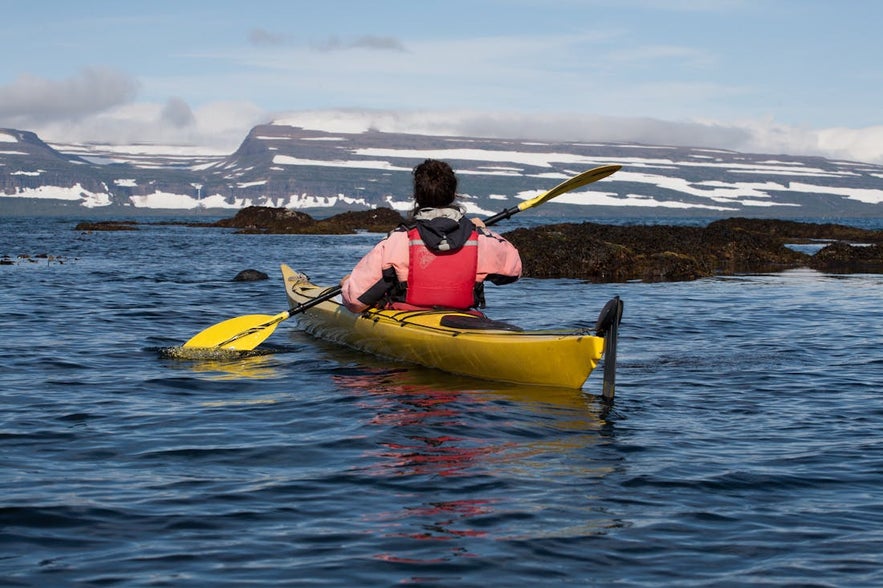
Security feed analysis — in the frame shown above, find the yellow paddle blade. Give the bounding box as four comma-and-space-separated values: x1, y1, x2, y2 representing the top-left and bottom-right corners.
518, 164, 622, 212
183, 312, 288, 350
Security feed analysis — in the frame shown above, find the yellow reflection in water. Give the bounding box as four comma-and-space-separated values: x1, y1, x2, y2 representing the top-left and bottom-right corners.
161, 346, 282, 381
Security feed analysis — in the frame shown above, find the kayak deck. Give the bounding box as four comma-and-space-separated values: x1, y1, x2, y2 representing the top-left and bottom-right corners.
281, 264, 616, 390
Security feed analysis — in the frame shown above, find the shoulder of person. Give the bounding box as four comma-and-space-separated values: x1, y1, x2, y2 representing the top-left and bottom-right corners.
477, 226, 514, 244
376, 224, 410, 241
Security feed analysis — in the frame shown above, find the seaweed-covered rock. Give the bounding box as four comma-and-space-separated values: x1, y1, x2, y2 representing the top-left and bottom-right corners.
213, 206, 316, 233
314, 208, 406, 234
503, 225, 636, 281
75, 220, 139, 231
809, 242, 883, 273
66, 212, 883, 282
708, 218, 883, 244
702, 220, 810, 272
502, 219, 853, 282
211, 206, 405, 234
643, 251, 707, 282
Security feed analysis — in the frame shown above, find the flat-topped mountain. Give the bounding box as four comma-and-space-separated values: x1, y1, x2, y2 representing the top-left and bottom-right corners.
2, 123, 882, 218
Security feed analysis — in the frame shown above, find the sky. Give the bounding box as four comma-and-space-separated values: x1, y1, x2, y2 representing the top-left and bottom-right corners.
3, 0, 883, 163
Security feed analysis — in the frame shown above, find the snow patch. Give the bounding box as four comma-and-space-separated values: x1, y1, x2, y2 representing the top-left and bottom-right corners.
4, 183, 111, 207
789, 182, 883, 204
273, 155, 409, 171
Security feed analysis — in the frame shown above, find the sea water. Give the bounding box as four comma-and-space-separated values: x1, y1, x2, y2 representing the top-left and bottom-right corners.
1, 215, 882, 586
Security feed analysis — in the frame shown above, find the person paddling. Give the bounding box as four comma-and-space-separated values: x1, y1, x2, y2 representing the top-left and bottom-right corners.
340, 159, 522, 313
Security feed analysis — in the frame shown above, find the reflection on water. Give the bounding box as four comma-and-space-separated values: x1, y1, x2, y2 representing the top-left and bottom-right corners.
159, 345, 283, 380
335, 369, 496, 479
332, 366, 623, 563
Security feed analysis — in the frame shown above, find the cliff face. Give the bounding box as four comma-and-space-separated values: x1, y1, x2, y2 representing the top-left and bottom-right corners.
0, 129, 110, 199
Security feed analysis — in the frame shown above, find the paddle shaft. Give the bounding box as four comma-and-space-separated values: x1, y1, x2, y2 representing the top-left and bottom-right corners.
482, 205, 522, 227
281, 283, 343, 323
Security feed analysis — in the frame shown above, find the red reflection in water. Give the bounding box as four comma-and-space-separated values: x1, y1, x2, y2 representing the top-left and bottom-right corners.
334, 370, 500, 560
332, 368, 610, 571
333, 371, 506, 479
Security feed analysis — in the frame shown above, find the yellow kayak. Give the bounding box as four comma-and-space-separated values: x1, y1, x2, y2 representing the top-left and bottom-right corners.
281, 264, 622, 392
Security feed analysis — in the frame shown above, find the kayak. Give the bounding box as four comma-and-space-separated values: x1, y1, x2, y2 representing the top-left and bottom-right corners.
281, 264, 622, 391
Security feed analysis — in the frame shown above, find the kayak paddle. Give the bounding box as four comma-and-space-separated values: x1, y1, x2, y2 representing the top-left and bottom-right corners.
183, 164, 621, 350
182, 286, 343, 350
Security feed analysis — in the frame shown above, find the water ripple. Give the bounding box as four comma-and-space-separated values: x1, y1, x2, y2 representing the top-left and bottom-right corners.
2, 218, 882, 586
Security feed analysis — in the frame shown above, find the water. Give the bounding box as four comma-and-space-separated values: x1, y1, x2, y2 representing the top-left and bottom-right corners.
2, 216, 883, 587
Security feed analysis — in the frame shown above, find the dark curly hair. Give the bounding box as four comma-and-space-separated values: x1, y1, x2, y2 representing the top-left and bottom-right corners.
412, 159, 457, 209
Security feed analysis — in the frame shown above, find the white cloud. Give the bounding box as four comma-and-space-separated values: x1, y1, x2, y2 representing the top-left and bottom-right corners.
0, 68, 138, 123
271, 109, 883, 165
4, 88, 883, 166
311, 35, 407, 53
30, 100, 266, 151
816, 126, 883, 166
161, 97, 196, 128
248, 28, 291, 47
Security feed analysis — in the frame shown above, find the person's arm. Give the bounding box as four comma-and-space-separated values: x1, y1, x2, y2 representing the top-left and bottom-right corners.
341, 231, 408, 312
476, 228, 522, 285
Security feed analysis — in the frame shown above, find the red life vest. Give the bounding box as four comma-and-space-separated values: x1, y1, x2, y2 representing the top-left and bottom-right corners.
406, 226, 478, 309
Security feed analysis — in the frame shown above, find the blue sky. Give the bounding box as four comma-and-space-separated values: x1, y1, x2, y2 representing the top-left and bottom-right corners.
3, 0, 883, 163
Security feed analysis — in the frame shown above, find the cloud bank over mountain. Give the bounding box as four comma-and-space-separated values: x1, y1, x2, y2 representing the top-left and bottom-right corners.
1, 73, 881, 165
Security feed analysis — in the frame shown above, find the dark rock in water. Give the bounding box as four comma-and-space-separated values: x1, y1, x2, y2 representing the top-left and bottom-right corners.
504, 223, 723, 282
315, 208, 406, 234
233, 269, 269, 281
709, 218, 883, 244
809, 242, 883, 273
211, 206, 404, 234
74, 220, 139, 231
503, 218, 883, 282
66, 212, 883, 283
1, 253, 69, 265
213, 206, 316, 233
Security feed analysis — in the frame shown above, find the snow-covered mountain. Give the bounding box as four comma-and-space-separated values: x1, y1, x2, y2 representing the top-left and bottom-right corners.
2, 123, 882, 218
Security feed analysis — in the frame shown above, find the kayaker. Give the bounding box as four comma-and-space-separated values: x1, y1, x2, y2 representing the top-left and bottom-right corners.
340, 159, 522, 313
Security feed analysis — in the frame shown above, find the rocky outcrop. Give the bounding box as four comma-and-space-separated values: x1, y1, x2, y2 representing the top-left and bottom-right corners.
809, 242, 883, 273
212, 206, 316, 233
233, 269, 270, 281
1, 253, 70, 265
66, 211, 883, 281
74, 221, 139, 231
313, 208, 407, 234
211, 206, 405, 234
210, 211, 883, 280
504, 218, 883, 282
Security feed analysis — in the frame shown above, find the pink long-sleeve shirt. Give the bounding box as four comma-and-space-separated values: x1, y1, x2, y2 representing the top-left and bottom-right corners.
341, 226, 522, 313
